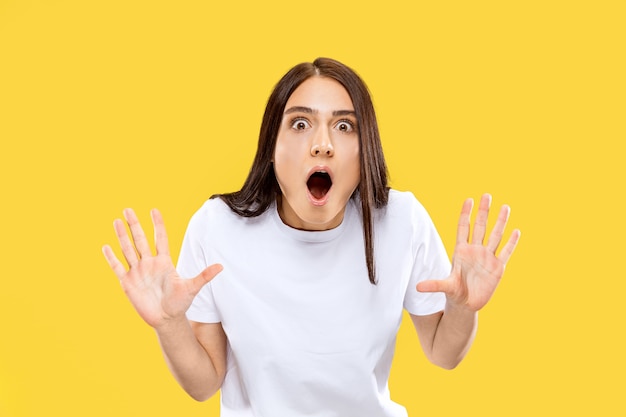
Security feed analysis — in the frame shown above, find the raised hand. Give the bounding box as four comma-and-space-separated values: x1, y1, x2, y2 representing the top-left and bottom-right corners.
417, 194, 520, 311
102, 208, 222, 329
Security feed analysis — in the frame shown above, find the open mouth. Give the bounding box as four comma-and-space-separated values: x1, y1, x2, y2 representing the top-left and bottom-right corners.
307, 171, 333, 200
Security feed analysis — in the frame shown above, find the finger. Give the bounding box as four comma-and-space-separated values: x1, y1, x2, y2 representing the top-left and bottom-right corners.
471, 194, 492, 245
189, 264, 224, 295
123, 208, 152, 259
456, 198, 474, 245
497, 229, 521, 265
114, 218, 139, 267
102, 244, 127, 280
486, 204, 510, 253
416, 278, 452, 294
151, 209, 170, 256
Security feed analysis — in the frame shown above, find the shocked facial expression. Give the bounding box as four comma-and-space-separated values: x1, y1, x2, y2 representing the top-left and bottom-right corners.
273, 76, 360, 231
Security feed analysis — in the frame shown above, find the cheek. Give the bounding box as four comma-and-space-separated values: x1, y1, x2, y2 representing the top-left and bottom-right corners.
345, 142, 361, 179
275, 133, 311, 160
273, 141, 302, 183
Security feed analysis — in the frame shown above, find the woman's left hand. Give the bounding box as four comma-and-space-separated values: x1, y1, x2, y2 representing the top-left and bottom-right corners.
417, 194, 521, 311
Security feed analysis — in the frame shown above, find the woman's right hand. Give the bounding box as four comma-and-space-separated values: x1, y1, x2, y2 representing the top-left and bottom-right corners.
102, 208, 223, 330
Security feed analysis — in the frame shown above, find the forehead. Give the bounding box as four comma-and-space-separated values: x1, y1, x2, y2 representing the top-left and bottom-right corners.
285, 76, 354, 111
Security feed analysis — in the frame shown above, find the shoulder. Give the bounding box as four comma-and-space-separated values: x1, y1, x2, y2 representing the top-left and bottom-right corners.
387, 189, 419, 206
185, 197, 241, 238
189, 197, 233, 225
374, 190, 441, 248
382, 189, 430, 220
186, 197, 274, 239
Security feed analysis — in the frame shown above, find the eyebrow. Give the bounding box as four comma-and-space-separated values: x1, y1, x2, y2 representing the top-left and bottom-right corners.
283, 106, 356, 117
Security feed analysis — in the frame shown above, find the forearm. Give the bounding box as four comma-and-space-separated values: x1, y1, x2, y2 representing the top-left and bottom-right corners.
155, 317, 223, 401
428, 303, 478, 369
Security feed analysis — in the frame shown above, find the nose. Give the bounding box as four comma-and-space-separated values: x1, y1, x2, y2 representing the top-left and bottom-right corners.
310, 128, 334, 157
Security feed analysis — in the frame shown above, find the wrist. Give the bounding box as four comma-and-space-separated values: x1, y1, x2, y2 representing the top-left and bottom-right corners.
444, 299, 478, 317
154, 314, 189, 336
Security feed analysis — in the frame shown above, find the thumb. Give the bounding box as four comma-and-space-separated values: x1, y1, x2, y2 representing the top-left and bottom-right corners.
189, 263, 224, 295
416, 278, 451, 294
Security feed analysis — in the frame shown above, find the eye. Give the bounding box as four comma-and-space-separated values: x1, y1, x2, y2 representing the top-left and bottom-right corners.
290, 118, 311, 130
335, 119, 355, 133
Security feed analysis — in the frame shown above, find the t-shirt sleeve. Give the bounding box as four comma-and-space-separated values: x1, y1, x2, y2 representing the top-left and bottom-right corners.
177, 202, 222, 324
403, 196, 451, 316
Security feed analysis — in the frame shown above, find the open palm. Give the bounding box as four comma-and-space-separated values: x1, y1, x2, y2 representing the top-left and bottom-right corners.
418, 194, 520, 311
102, 208, 222, 329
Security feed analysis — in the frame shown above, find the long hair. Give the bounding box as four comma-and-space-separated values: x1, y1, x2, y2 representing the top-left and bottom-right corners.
213, 57, 389, 284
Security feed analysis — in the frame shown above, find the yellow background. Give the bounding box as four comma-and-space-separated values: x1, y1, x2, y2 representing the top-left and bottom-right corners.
1, 0, 624, 416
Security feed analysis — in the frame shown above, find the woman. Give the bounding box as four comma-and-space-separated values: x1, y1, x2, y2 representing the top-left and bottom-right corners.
102, 57, 520, 416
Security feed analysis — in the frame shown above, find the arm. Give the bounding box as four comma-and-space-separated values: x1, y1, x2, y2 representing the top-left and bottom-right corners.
102, 208, 226, 400
411, 307, 476, 370
412, 194, 520, 369
157, 319, 227, 401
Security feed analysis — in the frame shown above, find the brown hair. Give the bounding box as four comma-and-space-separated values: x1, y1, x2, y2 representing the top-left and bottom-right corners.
213, 57, 389, 284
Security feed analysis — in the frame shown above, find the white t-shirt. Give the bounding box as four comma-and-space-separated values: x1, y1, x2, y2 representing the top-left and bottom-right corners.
179, 190, 451, 417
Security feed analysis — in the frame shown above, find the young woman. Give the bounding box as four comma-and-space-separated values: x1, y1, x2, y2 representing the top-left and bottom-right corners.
102, 57, 520, 416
